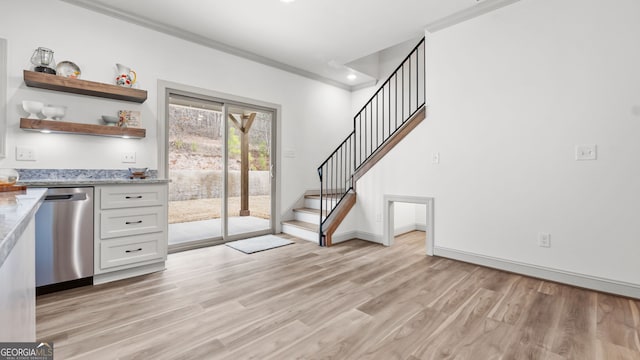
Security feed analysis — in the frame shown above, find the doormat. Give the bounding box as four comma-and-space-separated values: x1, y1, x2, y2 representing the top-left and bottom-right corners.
225, 235, 294, 254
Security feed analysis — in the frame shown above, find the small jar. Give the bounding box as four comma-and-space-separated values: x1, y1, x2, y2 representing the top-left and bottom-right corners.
0, 169, 19, 186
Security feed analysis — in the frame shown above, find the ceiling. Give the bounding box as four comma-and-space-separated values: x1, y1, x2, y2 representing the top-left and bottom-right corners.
64, 0, 517, 90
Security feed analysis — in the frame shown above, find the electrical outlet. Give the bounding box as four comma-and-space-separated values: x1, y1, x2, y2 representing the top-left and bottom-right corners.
122, 152, 136, 163
376, 212, 382, 222
16, 146, 36, 161
432, 152, 440, 164
538, 233, 551, 248
575, 145, 597, 160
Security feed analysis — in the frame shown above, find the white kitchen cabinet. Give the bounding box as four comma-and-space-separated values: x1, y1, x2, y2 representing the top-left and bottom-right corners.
0, 218, 35, 341
100, 232, 165, 270
94, 183, 168, 284
100, 207, 164, 239
0, 188, 46, 341
100, 184, 165, 209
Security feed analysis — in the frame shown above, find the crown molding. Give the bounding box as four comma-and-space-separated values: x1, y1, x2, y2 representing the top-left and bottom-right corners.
62, 0, 354, 91
425, 0, 521, 32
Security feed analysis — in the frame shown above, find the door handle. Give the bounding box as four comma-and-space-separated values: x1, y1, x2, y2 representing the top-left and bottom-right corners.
125, 220, 143, 225
125, 248, 143, 253
44, 194, 87, 201
125, 195, 143, 199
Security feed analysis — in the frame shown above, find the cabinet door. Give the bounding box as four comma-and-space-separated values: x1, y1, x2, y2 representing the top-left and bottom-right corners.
100, 184, 166, 209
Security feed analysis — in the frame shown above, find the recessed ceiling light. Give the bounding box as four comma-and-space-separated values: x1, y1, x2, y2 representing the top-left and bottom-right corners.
347, 74, 357, 81
280, 0, 296, 3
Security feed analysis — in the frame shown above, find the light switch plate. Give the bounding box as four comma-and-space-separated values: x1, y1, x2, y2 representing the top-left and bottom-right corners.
16, 146, 36, 161
122, 152, 136, 163
575, 145, 597, 160
432, 152, 440, 164
538, 233, 551, 248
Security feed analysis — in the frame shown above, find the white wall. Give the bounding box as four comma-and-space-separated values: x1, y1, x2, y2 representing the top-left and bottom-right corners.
356, 0, 640, 286
393, 202, 426, 235
0, 0, 353, 217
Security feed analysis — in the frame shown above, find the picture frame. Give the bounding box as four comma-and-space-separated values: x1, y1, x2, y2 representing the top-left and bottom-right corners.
118, 110, 141, 128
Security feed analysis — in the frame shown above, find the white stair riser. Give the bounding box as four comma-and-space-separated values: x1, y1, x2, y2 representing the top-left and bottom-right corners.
282, 224, 318, 242
304, 198, 337, 210
294, 211, 324, 224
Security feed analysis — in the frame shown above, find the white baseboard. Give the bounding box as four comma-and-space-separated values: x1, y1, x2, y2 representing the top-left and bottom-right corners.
434, 246, 640, 299
394, 224, 427, 236
333, 225, 426, 244
94, 262, 166, 285
332, 231, 383, 245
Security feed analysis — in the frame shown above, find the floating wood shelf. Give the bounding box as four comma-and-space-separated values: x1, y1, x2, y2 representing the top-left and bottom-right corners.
20, 118, 146, 139
23, 70, 147, 103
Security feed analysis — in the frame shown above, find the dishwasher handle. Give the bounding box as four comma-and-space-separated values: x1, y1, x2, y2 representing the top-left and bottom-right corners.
44, 193, 87, 202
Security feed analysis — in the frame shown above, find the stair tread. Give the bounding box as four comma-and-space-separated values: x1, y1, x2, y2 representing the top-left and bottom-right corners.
282, 220, 318, 232
305, 194, 343, 200
294, 207, 327, 215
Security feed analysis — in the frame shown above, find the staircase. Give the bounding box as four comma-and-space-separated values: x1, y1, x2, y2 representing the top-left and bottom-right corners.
281, 193, 327, 242
282, 190, 355, 243
283, 37, 426, 246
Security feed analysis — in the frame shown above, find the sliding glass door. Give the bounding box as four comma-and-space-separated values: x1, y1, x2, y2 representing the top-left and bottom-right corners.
167, 92, 275, 250
226, 106, 272, 237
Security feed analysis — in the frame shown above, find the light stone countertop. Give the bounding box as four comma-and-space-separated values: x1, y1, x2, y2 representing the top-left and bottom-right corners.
18, 178, 169, 187
16, 168, 169, 187
0, 188, 47, 268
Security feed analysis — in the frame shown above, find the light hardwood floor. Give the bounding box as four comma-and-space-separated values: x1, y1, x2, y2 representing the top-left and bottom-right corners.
37, 232, 640, 359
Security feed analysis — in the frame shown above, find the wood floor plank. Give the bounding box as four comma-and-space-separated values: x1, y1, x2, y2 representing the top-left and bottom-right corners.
356, 307, 449, 359
550, 286, 598, 359
412, 316, 513, 360
218, 320, 310, 360
54, 304, 206, 359
35, 231, 640, 359
265, 309, 372, 360
597, 293, 640, 353
487, 276, 542, 325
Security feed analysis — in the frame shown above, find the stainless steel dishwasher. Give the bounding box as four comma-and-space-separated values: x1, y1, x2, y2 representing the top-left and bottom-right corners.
35, 187, 94, 294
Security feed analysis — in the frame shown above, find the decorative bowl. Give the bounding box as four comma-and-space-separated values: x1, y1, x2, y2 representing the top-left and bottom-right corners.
42, 105, 58, 120
51, 106, 66, 120
0, 168, 19, 186
22, 100, 43, 119
101, 115, 119, 126
128, 167, 148, 176
56, 61, 81, 79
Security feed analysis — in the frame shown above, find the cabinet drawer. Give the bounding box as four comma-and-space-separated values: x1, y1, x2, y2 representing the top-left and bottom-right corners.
101, 207, 164, 239
100, 233, 165, 269
100, 184, 166, 209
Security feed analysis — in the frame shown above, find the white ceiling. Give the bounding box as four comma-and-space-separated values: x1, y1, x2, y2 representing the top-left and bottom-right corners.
63, 0, 518, 89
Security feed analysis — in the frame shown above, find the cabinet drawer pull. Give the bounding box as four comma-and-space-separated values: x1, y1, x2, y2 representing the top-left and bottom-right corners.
125, 248, 143, 253
125, 220, 143, 225
125, 195, 143, 199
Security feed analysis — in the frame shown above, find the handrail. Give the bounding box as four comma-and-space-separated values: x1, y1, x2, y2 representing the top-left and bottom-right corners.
318, 132, 355, 171
317, 37, 426, 246
354, 38, 426, 118
318, 132, 355, 246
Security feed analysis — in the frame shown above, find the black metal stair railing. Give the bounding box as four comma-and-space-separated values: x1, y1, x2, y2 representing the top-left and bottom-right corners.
317, 37, 426, 246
